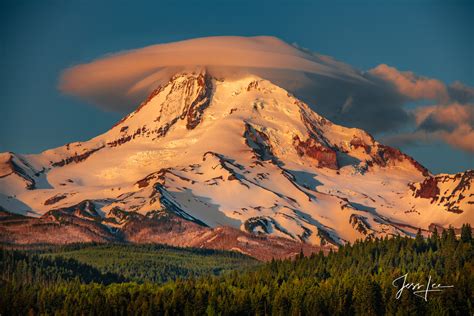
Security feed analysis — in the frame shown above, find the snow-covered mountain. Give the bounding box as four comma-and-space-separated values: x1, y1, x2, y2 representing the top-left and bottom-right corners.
1, 71, 472, 258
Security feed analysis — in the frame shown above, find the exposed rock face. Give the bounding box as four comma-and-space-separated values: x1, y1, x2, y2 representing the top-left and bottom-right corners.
316, 227, 339, 246
41, 200, 103, 223
243, 216, 307, 242
246, 80, 261, 91
157, 72, 213, 133
0, 207, 324, 261
107, 127, 146, 147
0, 153, 36, 189
413, 177, 440, 200
452, 170, 473, 195
244, 216, 274, 234
350, 137, 371, 153
94, 72, 213, 151
134, 169, 168, 189
244, 123, 274, 161
105, 209, 325, 261
185, 72, 213, 129
44, 194, 68, 206
293, 135, 338, 169
52, 146, 105, 167
371, 145, 429, 176
0, 208, 114, 244
410, 170, 474, 214
349, 214, 372, 236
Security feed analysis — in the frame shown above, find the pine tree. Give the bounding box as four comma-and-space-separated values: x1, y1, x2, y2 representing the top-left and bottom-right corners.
461, 224, 472, 243
429, 227, 439, 250
415, 229, 425, 252
441, 228, 448, 242
353, 280, 383, 316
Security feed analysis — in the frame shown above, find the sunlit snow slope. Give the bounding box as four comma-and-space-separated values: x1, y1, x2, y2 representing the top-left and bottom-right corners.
1, 71, 472, 248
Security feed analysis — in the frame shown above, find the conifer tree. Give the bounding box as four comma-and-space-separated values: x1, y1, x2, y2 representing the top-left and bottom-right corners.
461, 223, 472, 243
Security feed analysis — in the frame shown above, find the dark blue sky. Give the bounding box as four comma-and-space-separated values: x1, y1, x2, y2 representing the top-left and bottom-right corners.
0, 0, 473, 173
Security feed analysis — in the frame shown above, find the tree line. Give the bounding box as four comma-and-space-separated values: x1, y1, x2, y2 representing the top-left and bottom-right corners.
0, 224, 472, 315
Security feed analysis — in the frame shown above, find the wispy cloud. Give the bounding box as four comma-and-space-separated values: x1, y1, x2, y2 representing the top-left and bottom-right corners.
369, 64, 449, 102
416, 103, 474, 152
370, 65, 474, 152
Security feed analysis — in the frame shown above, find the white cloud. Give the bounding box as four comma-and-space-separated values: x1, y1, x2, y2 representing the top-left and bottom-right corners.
59, 36, 366, 112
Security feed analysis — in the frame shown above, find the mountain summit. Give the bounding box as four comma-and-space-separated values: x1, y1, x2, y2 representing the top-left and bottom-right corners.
1, 71, 472, 258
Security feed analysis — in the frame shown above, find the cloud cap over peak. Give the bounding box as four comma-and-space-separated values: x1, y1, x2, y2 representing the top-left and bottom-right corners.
59, 36, 366, 112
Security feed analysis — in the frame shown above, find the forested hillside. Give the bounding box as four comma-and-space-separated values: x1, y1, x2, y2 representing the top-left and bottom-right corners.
1, 225, 473, 315
1, 243, 258, 284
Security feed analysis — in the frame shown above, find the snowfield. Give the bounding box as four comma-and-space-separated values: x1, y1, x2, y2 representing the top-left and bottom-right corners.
0, 72, 472, 247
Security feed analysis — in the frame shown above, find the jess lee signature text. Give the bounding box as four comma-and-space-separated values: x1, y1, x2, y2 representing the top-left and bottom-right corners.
392, 273, 454, 301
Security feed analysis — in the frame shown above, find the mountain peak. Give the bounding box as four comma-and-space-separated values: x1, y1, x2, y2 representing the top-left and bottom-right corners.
0, 73, 472, 251
111, 70, 213, 135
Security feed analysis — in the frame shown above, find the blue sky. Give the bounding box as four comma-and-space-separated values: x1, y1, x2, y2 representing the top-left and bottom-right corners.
0, 0, 472, 173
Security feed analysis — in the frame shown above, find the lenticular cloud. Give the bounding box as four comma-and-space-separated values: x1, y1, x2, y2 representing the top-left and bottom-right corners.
59, 36, 367, 112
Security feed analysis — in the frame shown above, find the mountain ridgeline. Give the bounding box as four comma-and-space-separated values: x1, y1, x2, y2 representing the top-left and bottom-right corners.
0, 71, 472, 259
